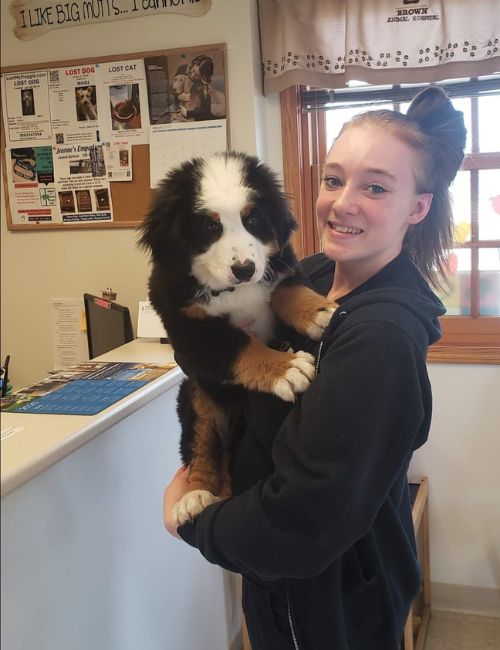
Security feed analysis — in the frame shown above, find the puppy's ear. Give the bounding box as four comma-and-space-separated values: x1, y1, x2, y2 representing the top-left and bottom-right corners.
272, 193, 298, 249
137, 184, 178, 261
256, 162, 297, 249
138, 162, 197, 261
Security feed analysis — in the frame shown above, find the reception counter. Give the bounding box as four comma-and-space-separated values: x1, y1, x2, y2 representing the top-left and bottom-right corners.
1, 340, 241, 650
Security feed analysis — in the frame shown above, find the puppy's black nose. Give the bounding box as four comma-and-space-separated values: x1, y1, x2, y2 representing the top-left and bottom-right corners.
231, 260, 255, 282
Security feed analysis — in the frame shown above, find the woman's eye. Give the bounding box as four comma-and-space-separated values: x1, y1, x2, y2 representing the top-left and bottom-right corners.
367, 184, 386, 195
323, 176, 343, 189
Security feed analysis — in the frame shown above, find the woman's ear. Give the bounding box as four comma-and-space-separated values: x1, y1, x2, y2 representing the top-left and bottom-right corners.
408, 193, 433, 225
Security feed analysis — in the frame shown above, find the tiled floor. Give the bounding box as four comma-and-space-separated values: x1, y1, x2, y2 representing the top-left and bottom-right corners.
425, 611, 500, 650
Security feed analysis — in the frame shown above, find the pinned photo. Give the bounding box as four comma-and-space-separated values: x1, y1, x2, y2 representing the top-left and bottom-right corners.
109, 83, 142, 130
75, 86, 98, 121
95, 188, 110, 210
11, 147, 36, 182
69, 159, 92, 174
59, 191, 75, 213
165, 50, 227, 124
21, 88, 35, 116
75, 190, 92, 212
119, 149, 129, 167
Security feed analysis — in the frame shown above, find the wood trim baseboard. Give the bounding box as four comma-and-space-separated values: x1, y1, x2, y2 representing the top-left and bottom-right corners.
431, 582, 500, 618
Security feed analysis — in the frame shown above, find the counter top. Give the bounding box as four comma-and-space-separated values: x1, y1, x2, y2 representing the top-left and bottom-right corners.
1, 340, 184, 496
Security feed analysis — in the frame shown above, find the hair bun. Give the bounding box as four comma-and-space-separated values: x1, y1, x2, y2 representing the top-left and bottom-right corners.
406, 86, 453, 130
406, 86, 467, 186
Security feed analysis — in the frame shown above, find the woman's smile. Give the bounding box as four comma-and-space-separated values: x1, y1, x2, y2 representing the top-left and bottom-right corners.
327, 220, 364, 236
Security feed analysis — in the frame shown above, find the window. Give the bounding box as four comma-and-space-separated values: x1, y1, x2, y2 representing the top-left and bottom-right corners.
280, 78, 500, 363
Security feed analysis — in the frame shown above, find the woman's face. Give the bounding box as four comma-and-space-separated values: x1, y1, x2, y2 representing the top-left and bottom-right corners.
316, 123, 432, 277
189, 64, 201, 80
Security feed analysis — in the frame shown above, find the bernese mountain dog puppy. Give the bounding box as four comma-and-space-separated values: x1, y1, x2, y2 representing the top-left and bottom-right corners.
139, 151, 335, 525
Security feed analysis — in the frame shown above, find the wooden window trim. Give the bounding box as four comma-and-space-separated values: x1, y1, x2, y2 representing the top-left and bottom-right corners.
280, 86, 500, 365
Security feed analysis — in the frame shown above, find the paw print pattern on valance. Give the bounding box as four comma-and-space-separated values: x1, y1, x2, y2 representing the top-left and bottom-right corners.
258, 0, 500, 94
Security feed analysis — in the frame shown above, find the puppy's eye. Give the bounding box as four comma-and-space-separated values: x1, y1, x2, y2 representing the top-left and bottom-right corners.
204, 217, 221, 232
244, 209, 262, 226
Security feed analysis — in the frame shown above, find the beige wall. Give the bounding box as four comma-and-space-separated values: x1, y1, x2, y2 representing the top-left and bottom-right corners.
2, 0, 499, 611
410, 364, 500, 598
0, 0, 281, 391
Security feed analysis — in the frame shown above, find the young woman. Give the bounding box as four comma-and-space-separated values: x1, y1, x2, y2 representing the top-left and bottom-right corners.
164, 86, 466, 649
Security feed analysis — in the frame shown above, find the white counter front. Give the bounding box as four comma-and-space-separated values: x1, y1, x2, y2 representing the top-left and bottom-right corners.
1, 340, 241, 650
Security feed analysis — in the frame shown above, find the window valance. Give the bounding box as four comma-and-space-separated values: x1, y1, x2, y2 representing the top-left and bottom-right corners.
258, 0, 500, 94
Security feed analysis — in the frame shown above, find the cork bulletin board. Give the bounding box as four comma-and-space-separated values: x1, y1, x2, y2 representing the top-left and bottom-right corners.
1, 43, 228, 231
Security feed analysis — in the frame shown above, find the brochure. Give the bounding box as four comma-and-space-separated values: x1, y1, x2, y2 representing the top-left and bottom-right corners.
0, 361, 177, 416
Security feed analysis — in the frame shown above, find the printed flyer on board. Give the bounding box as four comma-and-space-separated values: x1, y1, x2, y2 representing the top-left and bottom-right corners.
5, 143, 60, 224
53, 142, 113, 223
103, 140, 133, 181
96, 59, 150, 143
1, 71, 52, 145
48, 64, 100, 144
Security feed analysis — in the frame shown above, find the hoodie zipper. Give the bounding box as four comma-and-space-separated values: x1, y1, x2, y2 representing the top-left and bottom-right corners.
287, 594, 300, 650
315, 339, 324, 375
315, 309, 346, 376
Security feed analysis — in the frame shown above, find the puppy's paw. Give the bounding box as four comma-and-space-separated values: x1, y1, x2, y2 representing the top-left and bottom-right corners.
304, 304, 337, 340
272, 350, 315, 401
172, 489, 221, 526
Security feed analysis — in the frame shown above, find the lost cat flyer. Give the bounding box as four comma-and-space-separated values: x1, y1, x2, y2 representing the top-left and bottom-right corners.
53, 143, 113, 223
96, 59, 150, 144
48, 64, 100, 144
5, 143, 60, 224
1, 71, 52, 145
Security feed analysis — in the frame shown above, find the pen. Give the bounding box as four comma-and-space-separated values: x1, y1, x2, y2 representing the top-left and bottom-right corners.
2, 355, 10, 397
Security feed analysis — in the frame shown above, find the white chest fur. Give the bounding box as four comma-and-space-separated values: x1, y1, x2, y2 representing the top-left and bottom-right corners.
203, 281, 278, 343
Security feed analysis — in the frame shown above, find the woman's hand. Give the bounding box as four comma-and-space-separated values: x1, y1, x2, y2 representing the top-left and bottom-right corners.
163, 466, 190, 539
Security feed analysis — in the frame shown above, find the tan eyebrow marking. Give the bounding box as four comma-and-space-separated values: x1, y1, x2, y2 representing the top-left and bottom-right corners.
240, 203, 255, 217
209, 211, 220, 221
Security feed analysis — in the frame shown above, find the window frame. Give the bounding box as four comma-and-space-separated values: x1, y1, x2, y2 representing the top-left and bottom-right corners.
280, 83, 500, 364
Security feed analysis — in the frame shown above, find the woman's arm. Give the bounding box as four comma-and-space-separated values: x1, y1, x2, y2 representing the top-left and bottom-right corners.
176, 320, 429, 580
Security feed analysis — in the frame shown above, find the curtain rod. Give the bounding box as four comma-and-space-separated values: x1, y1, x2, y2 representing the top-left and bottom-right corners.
301, 78, 500, 111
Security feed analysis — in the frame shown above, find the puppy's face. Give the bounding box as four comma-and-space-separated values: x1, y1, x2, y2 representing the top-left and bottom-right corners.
140, 153, 297, 292
189, 155, 277, 290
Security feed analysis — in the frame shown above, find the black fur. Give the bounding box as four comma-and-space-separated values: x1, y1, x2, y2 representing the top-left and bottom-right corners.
139, 151, 307, 473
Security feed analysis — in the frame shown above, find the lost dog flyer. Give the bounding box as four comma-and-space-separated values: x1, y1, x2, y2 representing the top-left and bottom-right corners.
48, 65, 100, 144
10, 0, 212, 40
1, 71, 52, 145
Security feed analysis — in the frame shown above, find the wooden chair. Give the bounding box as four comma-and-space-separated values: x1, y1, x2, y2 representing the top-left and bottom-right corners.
242, 613, 252, 650
403, 477, 431, 650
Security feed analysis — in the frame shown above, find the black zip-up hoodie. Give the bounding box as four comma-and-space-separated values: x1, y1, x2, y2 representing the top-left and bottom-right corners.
180, 250, 445, 649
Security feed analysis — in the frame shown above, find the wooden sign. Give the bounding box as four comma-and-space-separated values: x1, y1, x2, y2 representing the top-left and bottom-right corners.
10, 0, 212, 41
